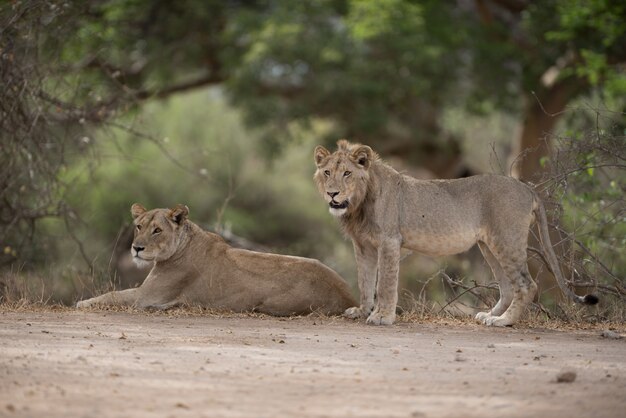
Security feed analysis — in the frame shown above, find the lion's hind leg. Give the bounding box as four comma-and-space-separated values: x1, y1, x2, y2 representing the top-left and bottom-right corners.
484, 265, 536, 327
481, 240, 537, 327
475, 242, 514, 323
481, 247, 536, 327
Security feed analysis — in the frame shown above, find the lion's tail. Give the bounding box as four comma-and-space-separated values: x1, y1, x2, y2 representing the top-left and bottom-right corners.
533, 193, 599, 305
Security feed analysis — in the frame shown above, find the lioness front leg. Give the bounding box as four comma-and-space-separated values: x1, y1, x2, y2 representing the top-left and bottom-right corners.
76, 288, 140, 308
345, 242, 378, 319
366, 237, 401, 325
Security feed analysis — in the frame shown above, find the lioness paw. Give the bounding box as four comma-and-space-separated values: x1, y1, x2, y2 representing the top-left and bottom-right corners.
475, 311, 492, 323
366, 309, 395, 326
476, 311, 514, 327
76, 299, 91, 309
344, 306, 369, 319
482, 315, 514, 327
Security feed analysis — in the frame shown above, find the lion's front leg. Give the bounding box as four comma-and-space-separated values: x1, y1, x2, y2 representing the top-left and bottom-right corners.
345, 241, 378, 319
76, 288, 140, 308
366, 237, 401, 326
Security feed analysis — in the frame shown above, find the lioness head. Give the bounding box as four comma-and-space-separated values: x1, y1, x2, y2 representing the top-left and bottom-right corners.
130, 203, 189, 267
313, 139, 376, 217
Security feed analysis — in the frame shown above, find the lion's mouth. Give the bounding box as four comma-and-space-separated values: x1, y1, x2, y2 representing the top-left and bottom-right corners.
133, 254, 152, 261
329, 200, 348, 210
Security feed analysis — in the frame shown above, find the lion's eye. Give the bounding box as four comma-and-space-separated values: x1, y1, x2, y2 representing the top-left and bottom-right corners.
324, 170, 330, 177
344, 171, 351, 177
136, 225, 142, 231
152, 227, 162, 235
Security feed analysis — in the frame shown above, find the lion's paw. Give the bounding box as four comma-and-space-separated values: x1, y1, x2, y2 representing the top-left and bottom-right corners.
344, 306, 369, 319
76, 299, 92, 309
366, 309, 395, 326
483, 315, 514, 327
475, 311, 492, 323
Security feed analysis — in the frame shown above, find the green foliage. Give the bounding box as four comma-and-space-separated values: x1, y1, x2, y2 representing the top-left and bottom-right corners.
547, 0, 626, 47
5, 0, 624, 187
545, 0, 626, 100
548, 120, 626, 297
225, 0, 464, 161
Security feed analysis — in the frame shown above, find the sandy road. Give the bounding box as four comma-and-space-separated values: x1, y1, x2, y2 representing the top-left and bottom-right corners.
0, 309, 624, 418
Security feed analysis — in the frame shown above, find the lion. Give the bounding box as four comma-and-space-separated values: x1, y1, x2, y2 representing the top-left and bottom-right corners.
76, 203, 356, 315
313, 139, 598, 326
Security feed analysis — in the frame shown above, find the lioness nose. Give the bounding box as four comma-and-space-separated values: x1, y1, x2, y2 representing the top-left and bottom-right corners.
133, 245, 145, 253
327, 191, 339, 198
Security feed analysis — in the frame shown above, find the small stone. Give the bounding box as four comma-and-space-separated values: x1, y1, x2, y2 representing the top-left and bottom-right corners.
556, 370, 577, 383
600, 330, 623, 340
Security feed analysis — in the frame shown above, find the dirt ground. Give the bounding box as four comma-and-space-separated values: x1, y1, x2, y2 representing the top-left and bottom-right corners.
0, 308, 624, 418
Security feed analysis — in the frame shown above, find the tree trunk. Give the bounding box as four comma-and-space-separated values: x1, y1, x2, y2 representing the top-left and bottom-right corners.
512, 76, 585, 181
512, 75, 588, 304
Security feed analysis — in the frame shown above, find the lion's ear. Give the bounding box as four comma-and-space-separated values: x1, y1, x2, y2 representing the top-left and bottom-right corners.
131, 203, 147, 219
351, 145, 373, 169
169, 204, 189, 225
314, 145, 330, 167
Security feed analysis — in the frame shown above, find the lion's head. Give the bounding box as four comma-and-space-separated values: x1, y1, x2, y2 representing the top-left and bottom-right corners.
129, 203, 190, 267
313, 139, 377, 217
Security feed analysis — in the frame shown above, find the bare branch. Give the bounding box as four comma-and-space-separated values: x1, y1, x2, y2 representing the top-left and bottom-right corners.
437, 272, 497, 314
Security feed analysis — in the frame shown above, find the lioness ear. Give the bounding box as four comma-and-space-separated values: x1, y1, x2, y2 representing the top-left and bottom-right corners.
351, 145, 373, 169
131, 203, 147, 219
314, 145, 330, 167
169, 204, 189, 225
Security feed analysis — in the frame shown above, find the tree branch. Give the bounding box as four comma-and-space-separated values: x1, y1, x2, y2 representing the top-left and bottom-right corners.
488, 0, 528, 14
133, 74, 225, 100
37, 74, 225, 123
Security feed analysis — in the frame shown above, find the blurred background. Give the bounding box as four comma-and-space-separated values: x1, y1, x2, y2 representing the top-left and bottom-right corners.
1, 0, 624, 320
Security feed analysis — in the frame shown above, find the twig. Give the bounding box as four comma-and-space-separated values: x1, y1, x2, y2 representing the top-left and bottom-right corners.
489, 142, 506, 176
531, 301, 554, 319
62, 206, 94, 273
548, 223, 623, 286
437, 272, 497, 314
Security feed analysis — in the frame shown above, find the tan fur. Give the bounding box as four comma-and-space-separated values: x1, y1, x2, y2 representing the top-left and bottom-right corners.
314, 140, 596, 326
77, 204, 356, 315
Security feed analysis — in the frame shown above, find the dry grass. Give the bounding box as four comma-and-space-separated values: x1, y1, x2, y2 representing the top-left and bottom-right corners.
1, 300, 624, 333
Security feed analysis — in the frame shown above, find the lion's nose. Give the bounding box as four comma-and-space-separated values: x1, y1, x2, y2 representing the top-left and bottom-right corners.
133, 245, 145, 254
327, 191, 339, 199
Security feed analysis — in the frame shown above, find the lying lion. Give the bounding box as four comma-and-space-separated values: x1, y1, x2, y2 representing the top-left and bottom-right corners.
314, 139, 597, 326
77, 204, 356, 315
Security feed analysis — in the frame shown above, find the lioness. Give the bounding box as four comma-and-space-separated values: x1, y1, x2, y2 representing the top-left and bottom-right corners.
77, 204, 356, 315
314, 140, 597, 326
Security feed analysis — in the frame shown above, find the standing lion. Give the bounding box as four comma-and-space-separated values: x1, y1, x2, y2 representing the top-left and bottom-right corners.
77, 203, 356, 315
313, 140, 597, 326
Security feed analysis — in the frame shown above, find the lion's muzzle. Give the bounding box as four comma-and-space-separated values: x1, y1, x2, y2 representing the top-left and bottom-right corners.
329, 201, 348, 210
328, 200, 349, 217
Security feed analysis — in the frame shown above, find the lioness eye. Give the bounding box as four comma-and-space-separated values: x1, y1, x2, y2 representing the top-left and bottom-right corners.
344, 171, 351, 177
324, 170, 330, 176
152, 227, 162, 234
136, 225, 142, 231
